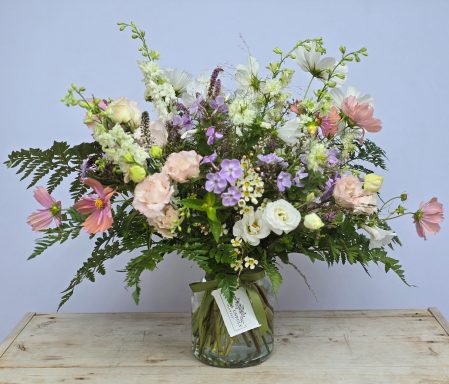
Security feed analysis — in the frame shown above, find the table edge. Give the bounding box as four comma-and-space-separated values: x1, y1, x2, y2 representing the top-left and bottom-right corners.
428, 307, 449, 336
0, 313, 35, 358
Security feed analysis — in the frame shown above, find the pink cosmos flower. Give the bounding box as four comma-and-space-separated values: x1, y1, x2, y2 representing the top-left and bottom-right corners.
74, 178, 115, 234
341, 95, 382, 133
27, 187, 62, 231
320, 106, 340, 137
414, 197, 444, 240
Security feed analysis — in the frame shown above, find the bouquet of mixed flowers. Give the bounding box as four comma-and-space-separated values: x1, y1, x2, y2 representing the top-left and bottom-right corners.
6, 22, 444, 366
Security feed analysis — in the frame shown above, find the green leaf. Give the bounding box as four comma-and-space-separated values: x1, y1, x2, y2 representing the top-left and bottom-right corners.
261, 258, 283, 294
204, 192, 216, 206
206, 207, 218, 222
209, 220, 222, 243
179, 198, 204, 211
217, 274, 238, 303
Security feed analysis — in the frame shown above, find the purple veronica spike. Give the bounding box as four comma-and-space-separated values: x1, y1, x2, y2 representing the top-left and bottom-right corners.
205, 172, 227, 194
221, 187, 242, 206
219, 159, 243, 184
293, 168, 308, 187
206, 126, 223, 145
277, 171, 292, 192
200, 152, 218, 165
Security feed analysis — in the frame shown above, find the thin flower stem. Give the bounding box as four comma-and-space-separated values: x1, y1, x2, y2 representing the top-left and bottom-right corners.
384, 212, 413, 221
303, 76, 315, 99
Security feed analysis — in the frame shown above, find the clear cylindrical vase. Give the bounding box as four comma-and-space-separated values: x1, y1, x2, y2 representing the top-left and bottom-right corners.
191, 272, 274, 368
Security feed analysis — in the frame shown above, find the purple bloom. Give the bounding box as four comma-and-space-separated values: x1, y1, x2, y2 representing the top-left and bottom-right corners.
323, 211, 338, 222
210, 96, 228, 113
293, 169, 308, 187
327, 149, 340, 166
257, 153, 284, 165
219, 159, 243, 184
205, 172, 227, 194
206, 126, 223, 145
221, 186, 242, 206
189, 96, 205, 118
172, 114, 194, 131
320, 173, 341, 202
200, 152, 217, 165
277, 171, 292, 192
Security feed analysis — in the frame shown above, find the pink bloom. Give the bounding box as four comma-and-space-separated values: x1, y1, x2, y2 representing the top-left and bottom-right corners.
320, 106, 340, 137
341, 95, 382, 133
162, 150, 202, 183
148, 205, 179, 238
414, 197, 444, 240
132, 173, 174, 219
333, 175, 377, 215
74, 178, 115, 234
27, 187, 62, 231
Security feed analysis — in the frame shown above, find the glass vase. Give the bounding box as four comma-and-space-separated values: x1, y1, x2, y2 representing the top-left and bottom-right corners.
191, 271, 274, 368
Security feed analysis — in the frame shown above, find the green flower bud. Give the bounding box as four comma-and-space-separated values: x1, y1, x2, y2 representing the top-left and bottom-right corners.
128, 165, 146, 183
122, 153, 134, 163
306, 192, 316, 203
400, 193, 408, 201
364, 173, 383, 193
150, 146, 163, 159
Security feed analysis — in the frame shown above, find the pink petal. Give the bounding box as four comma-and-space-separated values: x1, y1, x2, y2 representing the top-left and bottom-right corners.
33, 187, 55, 208
421, 220, 441, 235
414, 220, 426, 240
27, 210, 53, 231
74, 196, 97, 215
82, 178, 106, 198
83, 208, 113, 234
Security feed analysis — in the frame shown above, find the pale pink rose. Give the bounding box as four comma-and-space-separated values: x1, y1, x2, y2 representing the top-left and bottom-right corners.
107, 97, 142, 129
148, 205, 179, 238
132, 173, 174, 219
163, 150, 202, 183
333, 175, 377, 214
341, 95, 382, 133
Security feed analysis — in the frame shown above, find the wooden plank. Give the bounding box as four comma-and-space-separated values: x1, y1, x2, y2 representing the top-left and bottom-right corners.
429, 307, 449, 336
0, 313, 35, 358
1, 310, 449, 383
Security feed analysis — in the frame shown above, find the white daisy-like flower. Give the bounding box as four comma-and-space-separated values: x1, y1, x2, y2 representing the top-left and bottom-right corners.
332, 86, 374, 107
181, 73, 210, 106
244, 257, 259, 270
231, 259, 244, 272
164, 68, 192, 96
362, 225, 396, 250
235, 56, 260, 91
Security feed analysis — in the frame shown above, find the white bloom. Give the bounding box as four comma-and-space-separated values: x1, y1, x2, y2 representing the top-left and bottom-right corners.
262, 199, 301, 235
233, 208, 270, 246
278, 118, 303, 145
235, 56, 260, 90
231, 259, 243, 272
244, 257, 259, 270
182, 73, 210, 106
362, 225, 396, 250
332, 86, 374, 107
228, 98, 256, 126
303, 213, 324, 230
180, 128, 197, 140
106, 97, 142, 129
164, 68, 191, 96
295, 42, 347, 87
262, 78, 283, 96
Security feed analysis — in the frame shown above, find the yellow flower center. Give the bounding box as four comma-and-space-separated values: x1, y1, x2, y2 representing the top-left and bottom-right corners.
95, 198, 105, 209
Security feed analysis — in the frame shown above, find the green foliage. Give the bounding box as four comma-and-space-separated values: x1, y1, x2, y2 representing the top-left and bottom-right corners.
351, 139, 388, 171
5, 141, 101, 193
217, 273, 238, 303
261, 258, 283, 295
117, 21, 159, 60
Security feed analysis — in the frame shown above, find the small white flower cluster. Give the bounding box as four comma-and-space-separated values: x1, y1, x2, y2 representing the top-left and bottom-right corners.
236, 159, 264, 211
139, 61, 176, 121
228, 98, 256, 126
93, 124, 148, 182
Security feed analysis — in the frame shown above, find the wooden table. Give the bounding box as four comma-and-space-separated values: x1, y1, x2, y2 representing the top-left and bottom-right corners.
1, 309, 449, 383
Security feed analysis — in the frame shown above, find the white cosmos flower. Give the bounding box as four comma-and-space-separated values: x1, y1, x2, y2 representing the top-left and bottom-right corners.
362, 225, 396, 250
262, 199, 301, 235
235, 56, 260, 90
233, 208, 270, 246
332, 86, 374, 107
164, 68, 191, 96
181, 73, 210, 106
277, 118, 303, 145
295, 42, 347, 87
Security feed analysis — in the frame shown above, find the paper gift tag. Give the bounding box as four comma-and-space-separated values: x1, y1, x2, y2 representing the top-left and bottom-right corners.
211, 287, 261, 337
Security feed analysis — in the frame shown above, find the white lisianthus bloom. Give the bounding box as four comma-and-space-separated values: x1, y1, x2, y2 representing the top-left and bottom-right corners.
235, 56, 260, 90
332, 86, 374, 107
361, 225, 396, 250
262, 199, 301, 235
295, 42, 347, 87
303, 213, 324, 230
164, 68, 192, 96
278, 118, 303, 145
233, 208, 270, 246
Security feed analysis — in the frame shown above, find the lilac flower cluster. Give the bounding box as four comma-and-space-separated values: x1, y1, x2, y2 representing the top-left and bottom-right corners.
205, 159, 243, 206
206, 126, 223, 145
277, 171, 292, 192
172, 113, 195, 131
293, 168, 308, 187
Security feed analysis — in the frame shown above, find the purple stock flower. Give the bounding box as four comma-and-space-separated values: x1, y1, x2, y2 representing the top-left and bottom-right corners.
293, 169, 308, 187
277, 171, 292, 192
210, 96, 228, 113
200, 152, 217, 165
206, 126, 223, 145
221, 186, 242, 206
189, 96, 205, 118
320, 173, 341, 202
257, 153, 284, 165
205, 172, 227, 194
327, 149, 340, 166
219, 159, 243, 184
172, 114, 194, 131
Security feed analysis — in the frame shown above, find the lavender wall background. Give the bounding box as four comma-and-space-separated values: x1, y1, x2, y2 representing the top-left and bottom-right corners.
1, 0, 448, 342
